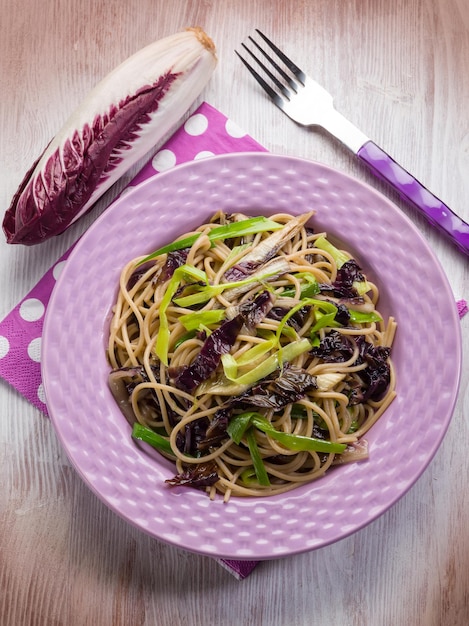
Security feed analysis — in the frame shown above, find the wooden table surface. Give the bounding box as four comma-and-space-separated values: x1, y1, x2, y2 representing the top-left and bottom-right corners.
1, 1, 468, 624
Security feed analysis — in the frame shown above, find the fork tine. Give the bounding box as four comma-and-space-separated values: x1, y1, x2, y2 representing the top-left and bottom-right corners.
235, 50, 280, 102
255, 29, 306, 85
247, 37, 299, 93
240, 42, 293, 99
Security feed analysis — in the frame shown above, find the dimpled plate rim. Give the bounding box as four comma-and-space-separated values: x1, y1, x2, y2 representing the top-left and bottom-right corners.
42, 152, 462, 561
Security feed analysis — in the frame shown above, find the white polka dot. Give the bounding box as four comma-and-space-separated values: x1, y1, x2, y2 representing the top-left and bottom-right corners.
194, 151, 215, 160
37, 383, 46, 405
152, 149, 177, 172
53, 261, 67, 281
184, 113, 209, 136
225, 119, 247, 138
0, 336, 10, 359
27, 337, 42, 363
19, 298, 45, 322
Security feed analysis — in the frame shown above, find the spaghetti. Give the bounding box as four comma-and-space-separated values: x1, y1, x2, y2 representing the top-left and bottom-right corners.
107, 211, 397, 501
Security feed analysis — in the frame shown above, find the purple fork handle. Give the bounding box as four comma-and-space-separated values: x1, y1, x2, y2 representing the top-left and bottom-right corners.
357, 140, 469, 256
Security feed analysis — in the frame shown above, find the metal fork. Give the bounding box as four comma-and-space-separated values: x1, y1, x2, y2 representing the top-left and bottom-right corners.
237, 29, 469, 257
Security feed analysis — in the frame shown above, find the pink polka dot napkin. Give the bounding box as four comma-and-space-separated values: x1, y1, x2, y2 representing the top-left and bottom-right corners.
0, 101, 466, 580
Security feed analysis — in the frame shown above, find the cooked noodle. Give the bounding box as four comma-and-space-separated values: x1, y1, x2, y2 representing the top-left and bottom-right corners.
107, 211, 397, 501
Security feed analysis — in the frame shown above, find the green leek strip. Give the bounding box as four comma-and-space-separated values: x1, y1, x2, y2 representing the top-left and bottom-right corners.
173, 267, 280, 308
310, 305, 381, 333
310, 310, 340, 333
226, 411, 257, 444
276, 297, 381, 336
173, 285, 229, 308
314, 236, 371, 294
138, 216, 283, 265
223, 243, 250, 266
252, 415, 346, 454
310, 334, 321, 348
276, 297, 337, 343
173, 330, 197, 349
179, 309, 226, 331
240, 467, 259, 486
354, 280, 372, 296
221, 337, 277, 380
132, 423, 174, 456
246, 429, 270, 486
274, 300, 307, 344
281, 326, 297, 339
237, 337, 277, 365
155, 264, 208, 365
314, 235, 350, 268
219, 338, 311, 387
290, 404, 308, 419
349, 309, 382, 323
282, 274, 320, 298
221, 354, 239, 381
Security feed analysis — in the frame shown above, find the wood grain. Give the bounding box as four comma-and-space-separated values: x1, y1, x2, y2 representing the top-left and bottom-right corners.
1, 0, 468, 624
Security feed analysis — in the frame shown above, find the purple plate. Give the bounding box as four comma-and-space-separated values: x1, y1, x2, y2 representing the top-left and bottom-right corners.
42, 153, 461, 560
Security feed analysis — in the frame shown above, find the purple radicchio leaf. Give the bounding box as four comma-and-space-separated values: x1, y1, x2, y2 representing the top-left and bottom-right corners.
176, 417, 210, 456
238, 290, 274, 329
170, 315, 245, 393
352, 336, 391, 403
176, 409, 231, 458
196, 408, 231, 451
3, 72, 180, 246
165, 461, 219, 488
311, 331, 391, 404
170, 291, 273, 393
126, 260, 158, 290
3, 28, 217, 245
229, 364, 317, 410
333, 302, 351, 325
310, 330, 355, 363
318, 259, 365, 301
158, 249, 189, 283
224, 260, 260, 282
127, 249, 189, 292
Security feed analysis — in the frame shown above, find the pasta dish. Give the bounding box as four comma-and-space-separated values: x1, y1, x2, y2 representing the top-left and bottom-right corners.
107, 211, 396, 501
